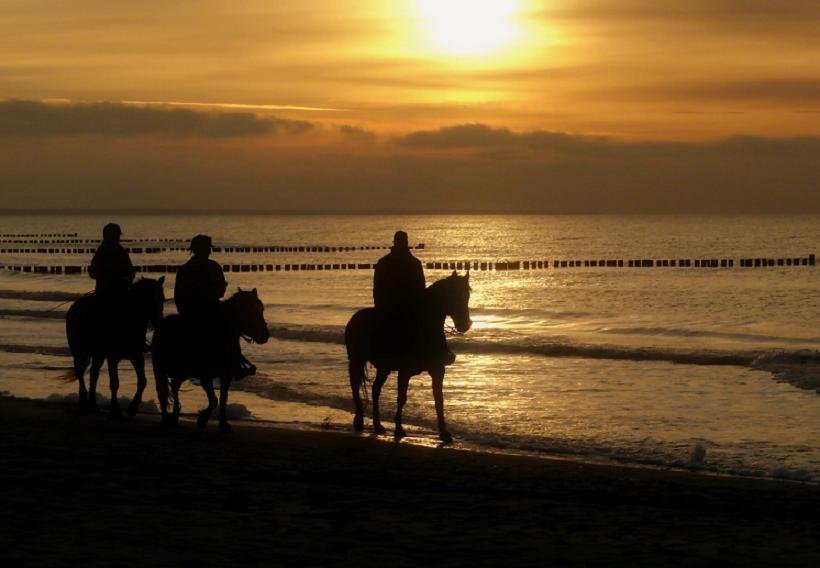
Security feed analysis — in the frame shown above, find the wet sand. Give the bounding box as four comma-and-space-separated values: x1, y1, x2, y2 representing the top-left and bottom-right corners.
0, 397, 818, 567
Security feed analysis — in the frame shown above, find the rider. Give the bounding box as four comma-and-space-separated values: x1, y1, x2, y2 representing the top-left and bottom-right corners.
174, 234, 227, 319
373, 231, 453, 365
89, 223, 135, 298
174, 234, 254, 379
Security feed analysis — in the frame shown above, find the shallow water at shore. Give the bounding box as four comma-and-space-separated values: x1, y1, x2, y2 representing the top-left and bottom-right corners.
1, 213, 819, 479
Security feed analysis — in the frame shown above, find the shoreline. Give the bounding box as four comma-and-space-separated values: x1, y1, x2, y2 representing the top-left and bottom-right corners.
3, 386, 820, 485
1, 397, 818, 566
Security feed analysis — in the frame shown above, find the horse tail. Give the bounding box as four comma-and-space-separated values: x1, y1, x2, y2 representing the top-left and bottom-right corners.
59, 369, 77, 382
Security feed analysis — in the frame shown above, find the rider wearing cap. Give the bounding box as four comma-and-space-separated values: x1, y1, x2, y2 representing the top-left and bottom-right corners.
373, 231, 453, 366
174, 234, 254, 379
89, 223, 135, 297
174, 235, 227, 319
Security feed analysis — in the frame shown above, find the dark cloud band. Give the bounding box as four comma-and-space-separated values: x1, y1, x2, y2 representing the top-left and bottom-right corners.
0, 100, 314, 137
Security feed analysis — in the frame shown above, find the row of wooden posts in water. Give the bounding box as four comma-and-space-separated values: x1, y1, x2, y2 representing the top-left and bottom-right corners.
0, 244, 426, 254
2, 255, 815, 275
0, 233, 78, 238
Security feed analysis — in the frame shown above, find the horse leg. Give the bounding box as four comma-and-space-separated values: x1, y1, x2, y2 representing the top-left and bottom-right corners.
170, 377, 183, 426
394, 371, 411, 440
107, 356, 122, 418
217, 375, 233, 433
430, 366, 452, 443
197, 377, 218, 429
88, 356, 104, 413
73, 355, 90, 410
371, 368, 390, 434
348, 360, 365, 432
154, 364, 170, 427
127, 355, 146, 417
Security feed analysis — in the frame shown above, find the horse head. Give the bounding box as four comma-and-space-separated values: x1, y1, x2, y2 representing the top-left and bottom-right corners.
230, 288, 270, 344
431, 271, 472, 333
132, 276, 165, 330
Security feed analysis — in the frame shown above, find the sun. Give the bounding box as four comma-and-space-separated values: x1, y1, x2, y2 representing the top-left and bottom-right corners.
417, 0, 521, 56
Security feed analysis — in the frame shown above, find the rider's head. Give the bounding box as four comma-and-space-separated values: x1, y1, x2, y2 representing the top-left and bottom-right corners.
391, 230, 410, 252
102, 223, 122, 244
189, 234, 213, 258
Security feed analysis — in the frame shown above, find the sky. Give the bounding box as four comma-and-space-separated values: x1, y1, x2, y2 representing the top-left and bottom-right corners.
1, 0, 818, 212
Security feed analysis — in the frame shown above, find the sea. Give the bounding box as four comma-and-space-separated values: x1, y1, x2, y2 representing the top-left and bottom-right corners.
1, 214, 819, 481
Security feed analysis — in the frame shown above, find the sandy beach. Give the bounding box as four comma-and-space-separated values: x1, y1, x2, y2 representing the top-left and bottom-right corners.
0, 397, 817, 567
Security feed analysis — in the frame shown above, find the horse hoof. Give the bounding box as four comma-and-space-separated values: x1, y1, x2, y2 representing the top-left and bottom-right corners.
127, 402, 140, 417
353, 416, 364, 432
394, 426, 406, 440
220, 421, 233, 434
439, 431, 454, 444
373, 423, 386, 435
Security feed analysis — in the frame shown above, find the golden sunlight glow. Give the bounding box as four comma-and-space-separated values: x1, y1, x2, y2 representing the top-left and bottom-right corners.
417, 0, 522, 56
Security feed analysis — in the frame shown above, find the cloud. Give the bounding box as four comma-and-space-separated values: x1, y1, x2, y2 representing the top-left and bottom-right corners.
337, 124, 377, 142
0, 118, 818, 214
543, 0, 820, 36
395, 123, 612, 155
394, 123, 820, 159
629, 78, 820, 105
0, 99, 314, 137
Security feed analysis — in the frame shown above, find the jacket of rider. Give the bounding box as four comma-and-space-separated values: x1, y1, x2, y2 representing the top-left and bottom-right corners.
89, 242, 135, 296
174, 256, 228, 319
373, 248, 426, 310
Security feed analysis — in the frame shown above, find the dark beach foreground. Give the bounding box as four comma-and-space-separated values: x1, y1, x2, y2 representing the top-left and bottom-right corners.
0, 398, 817, 567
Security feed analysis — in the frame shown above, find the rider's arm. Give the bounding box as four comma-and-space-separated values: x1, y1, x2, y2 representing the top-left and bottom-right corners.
414, 259, 426, 289
88, 250, 101, 279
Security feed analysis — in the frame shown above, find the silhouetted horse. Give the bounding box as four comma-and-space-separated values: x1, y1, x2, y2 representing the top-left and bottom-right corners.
65, 277, 165, 416
153, 289, 270, 432
346, 271, 472, 443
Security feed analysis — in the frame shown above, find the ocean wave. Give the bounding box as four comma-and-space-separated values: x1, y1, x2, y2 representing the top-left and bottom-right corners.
265, 322, 758, 365
0, 308, 65, 320
598, 325, 820, 344
0, 344, 71, 357
0, 289, 85, 301
263, 322, 820, 391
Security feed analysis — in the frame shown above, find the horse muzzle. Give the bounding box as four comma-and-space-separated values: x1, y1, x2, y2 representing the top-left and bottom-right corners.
455, 318, 472, 334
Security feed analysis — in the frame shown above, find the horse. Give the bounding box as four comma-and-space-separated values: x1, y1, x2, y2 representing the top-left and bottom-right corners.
345, 271, 472, 443
65, 277, 165, 416
152, 288, 270, 432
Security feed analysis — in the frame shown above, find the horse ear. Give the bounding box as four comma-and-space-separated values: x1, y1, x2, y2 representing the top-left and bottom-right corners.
451, 270, 457, 277
252, 287, 258, 296
158, 276, 165, 285
465, 270, 470, 282
238, 287, 243, 292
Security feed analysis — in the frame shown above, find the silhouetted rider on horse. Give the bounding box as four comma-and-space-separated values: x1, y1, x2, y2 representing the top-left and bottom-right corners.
88, 223, 137, 344
373, 231, 454, 366
89, 223, 135, 298
174, 234, 255, 379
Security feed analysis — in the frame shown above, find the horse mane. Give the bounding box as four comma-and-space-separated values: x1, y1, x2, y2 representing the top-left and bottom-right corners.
427, 273, 464, 292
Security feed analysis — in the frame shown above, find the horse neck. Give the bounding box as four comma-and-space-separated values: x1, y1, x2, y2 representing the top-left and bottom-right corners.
220, 298, 243, 340
423, 286, 448, 324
